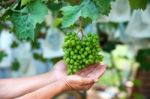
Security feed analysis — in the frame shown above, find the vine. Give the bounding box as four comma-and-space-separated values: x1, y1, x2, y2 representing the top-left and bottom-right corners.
0, 0, 148, 40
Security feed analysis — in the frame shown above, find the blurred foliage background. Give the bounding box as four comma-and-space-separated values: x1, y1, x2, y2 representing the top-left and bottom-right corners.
0, 0, 150, 99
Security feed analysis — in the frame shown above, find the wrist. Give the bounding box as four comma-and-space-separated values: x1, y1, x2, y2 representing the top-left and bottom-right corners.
44, 71, 57, 84
54, 70, 60, 81
59, 78, 70, 92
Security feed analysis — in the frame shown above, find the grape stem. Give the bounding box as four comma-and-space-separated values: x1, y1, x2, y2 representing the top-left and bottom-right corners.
78, 17, 84, 38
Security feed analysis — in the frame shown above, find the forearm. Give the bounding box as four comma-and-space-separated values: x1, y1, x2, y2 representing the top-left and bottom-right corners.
17, 80, 66, 99
0, 70, 57, 99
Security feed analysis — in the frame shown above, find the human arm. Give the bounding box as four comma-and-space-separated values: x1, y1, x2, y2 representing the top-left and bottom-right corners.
17, 75, 95, 99
0, 70, 57, 99
0, 60, 68, 99
17, 62, 106, 99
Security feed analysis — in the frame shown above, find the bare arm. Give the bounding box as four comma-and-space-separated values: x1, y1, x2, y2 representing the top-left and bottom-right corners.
0, 71, 56, 99
0, 60, 106, 99
17, 62, 106, 99
17, 75, 95, 99
17, 80, 66, 99
0, 60, 67, 99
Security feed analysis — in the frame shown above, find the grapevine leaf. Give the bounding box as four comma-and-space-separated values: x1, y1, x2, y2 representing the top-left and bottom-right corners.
93, 0, 112, 15
11, 0, 48, 40
64, 0, 83, 5
61, 0, 99, 28
11, 59, 20, 71
61, 5, 82, 28
0, 51, 7, 62
21, 0, 31, 6
129, 0, 147, 10
27, 0, 48, 23
11, 13, 36, 40
81, 0, 99, 20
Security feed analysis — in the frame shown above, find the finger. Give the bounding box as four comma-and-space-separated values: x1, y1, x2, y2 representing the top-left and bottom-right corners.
76, 63, 106, 78
76, 64, 98, 77
81, 77, 94, 85
93, 64, 106, 81
80, 83, 94, 90
85, 64, 106, 81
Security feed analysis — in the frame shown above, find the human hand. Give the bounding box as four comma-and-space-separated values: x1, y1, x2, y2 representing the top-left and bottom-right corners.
53, 60, 106, 82
53, 60, 67, 80
63, 75, 95, 91
53, 60, 106, 91
76, 63, 106, 82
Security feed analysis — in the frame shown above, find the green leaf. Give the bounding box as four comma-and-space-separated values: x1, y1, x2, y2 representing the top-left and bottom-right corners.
133, 79, 142, 87
129, 0, 147, 10
136, 49, 150, 71
61, 5, 81, 27
133, 93, 145, 99
93, 0, 112, 15
11, 13, 36, 40
27, 0, 48, 23
11, 59, 20, 71
61, 0, 99, 28
81, 1, 99, 20
11, 0, 48, 40
21, 0, 31, 6
64, 0, 83, 5
0, 51, 7, 62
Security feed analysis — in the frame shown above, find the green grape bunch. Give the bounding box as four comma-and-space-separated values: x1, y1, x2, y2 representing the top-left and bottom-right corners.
62, 32, 103, 75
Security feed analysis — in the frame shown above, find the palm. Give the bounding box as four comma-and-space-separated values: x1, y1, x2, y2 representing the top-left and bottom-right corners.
53, 60, 67, 79
54, 60, 106, 81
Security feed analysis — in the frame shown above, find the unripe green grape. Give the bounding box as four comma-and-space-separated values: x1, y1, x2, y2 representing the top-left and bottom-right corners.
71, 40, 75, 46
85, 47, 90, 51
85, 60, 89, 65
76, 45, 81, 49
67, 69, 71, 74
82, 41, 86, 45
79, 51, 82, 54
80, 48, 84, 52
84, 52, 88, 56
74, 65, 77, 69
74, 62, 78, 66
78, 55, 81, 60
70, 59, 74, 64
66, 58, 70, 63
81, 65, 85, 68
87, 50, 91, 54
72, 68, 77, 73
78, 66, 82, 69
86, 42, 90, 46
73, 55, 77, 59
89, 55, 93, 59
81, 54, 85, 58
74, 49, 78, 53
70, 51, 74, 55
93, 39, 97, 43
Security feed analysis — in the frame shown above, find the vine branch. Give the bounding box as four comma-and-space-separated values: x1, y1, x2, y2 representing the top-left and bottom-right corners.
0, 0, 16, 7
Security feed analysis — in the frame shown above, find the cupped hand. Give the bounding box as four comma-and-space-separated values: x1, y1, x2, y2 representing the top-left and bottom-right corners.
53, 60, 106, 91
53, 60, 67, 80
54, 60, 106, 81
64, 75, 94, 91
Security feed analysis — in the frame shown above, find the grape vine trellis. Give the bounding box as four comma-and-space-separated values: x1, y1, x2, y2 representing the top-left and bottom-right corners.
0, 0, 148, 40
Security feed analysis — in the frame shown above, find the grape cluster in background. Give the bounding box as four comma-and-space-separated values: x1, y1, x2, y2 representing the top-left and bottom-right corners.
63, 33, 103, 75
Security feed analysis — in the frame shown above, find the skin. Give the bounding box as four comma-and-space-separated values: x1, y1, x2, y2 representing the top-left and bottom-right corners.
0, 60, 106, 99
